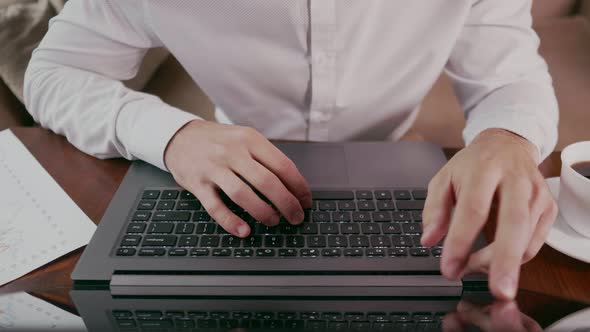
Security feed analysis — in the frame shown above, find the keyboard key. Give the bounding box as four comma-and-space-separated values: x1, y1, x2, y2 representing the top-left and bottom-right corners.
256, 224, 277, 234
121, 235, 142, 246
256, 248, 275, 257
156, 200, 175, 210
177, 200, 201, 210
286, 236, 305, 247
307, 235, 326, 247
373, 321, 393, 330
320, 223, 339, 234
411, 235, 423, 246
318, 201, 337, 211
357, 201, 376, 211
116, 248, 136, 256
350, 235, 370, 247
147, 223, 174, 234
372, 211, 391, 222
370, 235, 392, 247
127, 223, 146, 233
375, 190, 392, 200
312, 191, 354, 200
431, 247, 442, 257
361, 223, 380, 234
301, 223, 318, 234
341, 223, 360, 234
138, 319, 173, 328
178, 235, 198, 247
322, 249, 341, 257
366, 248, 386, 257
174, 319, 195, 328
197, 319, 218, 328
356, 190, 373, 200
137, 200, 155, 210
410, 248, 430, 257
175, 223, 195, 234
277, 312, 297, 320
285, 320, 304, 329
328, 235, 348, 247
212, 248, 232, 256
190, 248, 210, 256
351, 321, 371, 330
200, 235, 220, 247
131, 211, 151, 221
136, 311, 163, 319
180, 190, 196, 200
392, 211, 412, 222
152, 211, 191, 222
382, 223, 402, 234
312, 211, 331, 222
162, 190, 179, 199
352, 212, 372, 222
392, 235, 413, 247
332, 212, 351, 222
412, 190, 427, 200
243, 236, 262, 247
390, 312, 411, 322
396, 200, 425, 211
168, 248, 188, 256
393, 190, 411, 200
234, 248, 254, 257
138, 248, 166, 256
264, 235, 284, 247
368, 312, 389, 320
193, 211, 211, 222
413, 313, 434, 321
345, 313, 366, 321
216, 225, 230, 235
338, 201, 356, 211
142, 190, 160, 199
377, 201, 396, 211
279, 248, 298, 257
411, 211, 423, 221
300, 249, 320, 257
344, 248, 363, 257
402, 223, 422, 234
112, 310, 133, 319
388, 248, 408, 257
221, 235, 242, 247
279, 224, 298, 234
142, 235, 177, 247
196, 223, 216, 234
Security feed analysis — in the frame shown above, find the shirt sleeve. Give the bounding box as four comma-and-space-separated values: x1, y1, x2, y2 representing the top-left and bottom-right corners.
446, 0, 559, 162
23, 0, 200, 171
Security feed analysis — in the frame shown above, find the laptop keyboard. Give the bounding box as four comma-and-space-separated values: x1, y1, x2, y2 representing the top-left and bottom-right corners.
112, 309, 446, 331
115, 188, 443, 258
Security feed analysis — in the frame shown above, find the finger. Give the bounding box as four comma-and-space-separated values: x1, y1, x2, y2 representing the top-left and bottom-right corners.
212, 170, 280, 227
490, 181, 533, 300
490, 301, 527, 332
521, 191, 558, 264
421, 170, 454, 247
441, 174, 499, 280
442, 313, 465, 332
249, 139, 312, 209
194, 185, 251, 238
233, 158, 305, 224
465, 243, 493, 275
520, 313, 543, 332
455, 301, 493, 331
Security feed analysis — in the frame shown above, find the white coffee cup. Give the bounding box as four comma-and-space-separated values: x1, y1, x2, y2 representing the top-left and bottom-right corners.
558, 141, 590, 238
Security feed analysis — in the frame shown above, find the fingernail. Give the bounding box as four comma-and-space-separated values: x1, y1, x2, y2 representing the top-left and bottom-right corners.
497, 276, 516, 299
292, 210, 304, 224
237, 224, 250, 237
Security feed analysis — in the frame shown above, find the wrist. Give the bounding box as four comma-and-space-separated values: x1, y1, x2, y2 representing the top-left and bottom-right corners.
164, 119, 199, 172
472, 128, 540, 164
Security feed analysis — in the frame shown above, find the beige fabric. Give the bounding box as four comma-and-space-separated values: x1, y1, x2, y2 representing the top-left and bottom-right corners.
0, 0, 168, 103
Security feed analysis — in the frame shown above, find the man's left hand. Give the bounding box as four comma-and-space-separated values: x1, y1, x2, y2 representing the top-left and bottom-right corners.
421, 128, 558, 300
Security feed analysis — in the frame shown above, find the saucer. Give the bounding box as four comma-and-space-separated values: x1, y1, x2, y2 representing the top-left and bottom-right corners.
545, 306, 590, 331
545, 177, 590, 264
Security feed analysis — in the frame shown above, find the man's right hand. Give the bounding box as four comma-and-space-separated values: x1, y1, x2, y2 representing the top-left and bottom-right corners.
164, 120, 312, 238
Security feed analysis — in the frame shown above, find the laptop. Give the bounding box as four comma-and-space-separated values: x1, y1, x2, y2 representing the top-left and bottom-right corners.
70, 286, 492, 331
72, 141, 487, 296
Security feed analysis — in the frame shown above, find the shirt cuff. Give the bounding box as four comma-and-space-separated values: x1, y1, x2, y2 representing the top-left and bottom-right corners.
462, 106, 558, 164
118, 103, 201, 171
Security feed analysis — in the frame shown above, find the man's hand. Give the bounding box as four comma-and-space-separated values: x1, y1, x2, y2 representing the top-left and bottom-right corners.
443, 300, 542, 332
421, 128, 558, 300
164, 120, 312, 238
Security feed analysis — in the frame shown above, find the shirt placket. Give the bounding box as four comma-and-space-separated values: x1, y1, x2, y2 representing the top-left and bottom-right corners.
307, 0, 336, 141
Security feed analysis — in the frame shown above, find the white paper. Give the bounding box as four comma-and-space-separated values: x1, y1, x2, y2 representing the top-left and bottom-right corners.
0, 130, 96, 286
0, 292, 86, 331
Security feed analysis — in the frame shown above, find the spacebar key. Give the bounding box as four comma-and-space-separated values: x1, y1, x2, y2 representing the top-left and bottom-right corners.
142, 235, 177, 246
312, 191, 354, 200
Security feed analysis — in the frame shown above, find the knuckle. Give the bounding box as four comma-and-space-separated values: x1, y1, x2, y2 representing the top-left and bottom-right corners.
460, 201, 489, 221
522, 248, 537, 263
276, 157, 296, 174
257, 172, 278, 191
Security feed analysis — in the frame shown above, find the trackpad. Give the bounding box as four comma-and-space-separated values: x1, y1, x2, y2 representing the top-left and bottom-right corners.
275, 144, 349, 187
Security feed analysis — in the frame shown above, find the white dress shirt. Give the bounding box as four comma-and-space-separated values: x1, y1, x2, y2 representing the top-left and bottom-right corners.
24, 0, 558, 171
